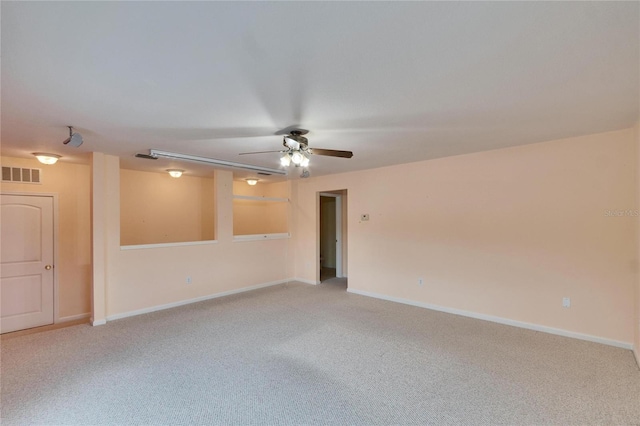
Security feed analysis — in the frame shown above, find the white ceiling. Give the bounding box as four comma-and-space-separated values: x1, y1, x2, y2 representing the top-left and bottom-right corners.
2, 1, 638, 181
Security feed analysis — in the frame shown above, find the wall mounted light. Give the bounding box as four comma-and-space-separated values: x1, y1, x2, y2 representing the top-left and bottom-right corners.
167, 169, 184, 178
33, 153, 61, 165
245, 178, 259, 186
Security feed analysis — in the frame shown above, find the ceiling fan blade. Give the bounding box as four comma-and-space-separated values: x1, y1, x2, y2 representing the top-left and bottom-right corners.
309, 148, 353, 158
238, 150, 284, 155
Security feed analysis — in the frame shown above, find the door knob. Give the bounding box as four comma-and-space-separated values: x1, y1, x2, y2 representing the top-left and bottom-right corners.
45, 265, 52, 270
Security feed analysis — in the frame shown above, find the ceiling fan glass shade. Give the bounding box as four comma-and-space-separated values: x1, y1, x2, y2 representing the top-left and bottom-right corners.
300, 156, 310, 168
167, 169, 184, 178
280, 154, 291, 167
290, 151, 305, 165
33, 152, 61, 165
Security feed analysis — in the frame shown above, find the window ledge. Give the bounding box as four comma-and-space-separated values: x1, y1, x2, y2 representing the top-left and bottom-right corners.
233, 233, 290, 242
232, 195, 289, 202
121, 240, 218, 250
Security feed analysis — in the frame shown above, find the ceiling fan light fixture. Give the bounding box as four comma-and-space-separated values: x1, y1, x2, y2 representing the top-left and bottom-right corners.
33, 152, 61, 165
280, 154, 291, 167
290, 151, 305, 166
300, 156, 310, 168
167, 169, 184, 178
245, 178, 259, 186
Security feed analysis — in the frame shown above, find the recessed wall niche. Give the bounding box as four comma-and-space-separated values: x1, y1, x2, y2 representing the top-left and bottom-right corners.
120, 169, 215, 246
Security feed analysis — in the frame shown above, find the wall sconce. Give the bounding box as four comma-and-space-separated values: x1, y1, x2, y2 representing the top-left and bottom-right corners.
167, 169, 184, 178
245, 178, 259, 186
33, 153, 61, 165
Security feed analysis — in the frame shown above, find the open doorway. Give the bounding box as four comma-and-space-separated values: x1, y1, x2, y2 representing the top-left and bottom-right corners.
319, 191, 347, 286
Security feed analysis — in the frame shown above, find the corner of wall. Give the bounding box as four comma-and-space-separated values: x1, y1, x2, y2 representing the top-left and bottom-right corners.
636, 119, 640, 363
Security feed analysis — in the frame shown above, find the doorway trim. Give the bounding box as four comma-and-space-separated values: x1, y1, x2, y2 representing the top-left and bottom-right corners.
319, 192, 343, 279
1, 191, 60, 324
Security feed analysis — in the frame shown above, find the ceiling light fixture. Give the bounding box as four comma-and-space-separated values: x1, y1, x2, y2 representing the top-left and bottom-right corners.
33, 152, 61, 165
280, 150, 310, 168
149, 149, 287, 176
167, 169, 184, 178
63, 126, 83, 147
280, 154, 291, 167
245, 178, 259, 186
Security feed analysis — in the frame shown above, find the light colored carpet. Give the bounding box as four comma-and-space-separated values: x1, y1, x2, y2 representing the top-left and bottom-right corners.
2, 279, 639, 425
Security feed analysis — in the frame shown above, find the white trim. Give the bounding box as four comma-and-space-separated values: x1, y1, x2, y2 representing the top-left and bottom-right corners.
233, 195, 289, 202
91, 318, 107, 326
335, 196, 343, 277
58, 312, 91, 322
121, 240, 218, 250
106, 279, 289, 322
233, 233, 290, 242
347, 289, 633, 350
293, 278, 318, 285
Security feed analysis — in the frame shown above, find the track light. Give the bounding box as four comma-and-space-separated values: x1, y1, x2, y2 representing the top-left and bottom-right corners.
63, 126, 83, 147
167, 169, 184, 178
33, 153, 61, 165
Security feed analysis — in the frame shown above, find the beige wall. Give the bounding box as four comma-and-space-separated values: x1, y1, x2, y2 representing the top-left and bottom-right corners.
1, 156, 91, 319
292, 128, 637, 345
232, 180, 289, 235
120, 169, 215, 245
636, 120, 640, 360
93, 162, 292, 318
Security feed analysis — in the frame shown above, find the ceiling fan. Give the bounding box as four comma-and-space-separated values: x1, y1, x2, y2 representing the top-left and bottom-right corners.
239, 129, 353, 172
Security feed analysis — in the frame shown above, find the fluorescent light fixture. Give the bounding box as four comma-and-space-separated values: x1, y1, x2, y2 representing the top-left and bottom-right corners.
33, 153, 61, 165
167, 169, 184, 178
149, 149, 287, 176
245, 178, 258, 186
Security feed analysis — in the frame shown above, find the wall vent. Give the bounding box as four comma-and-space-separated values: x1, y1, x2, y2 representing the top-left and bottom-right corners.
1, 166, 42, 184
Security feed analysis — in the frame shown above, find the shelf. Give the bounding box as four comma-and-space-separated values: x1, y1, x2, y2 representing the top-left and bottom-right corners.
233, 233, 290, 242
232, 195, 289, 202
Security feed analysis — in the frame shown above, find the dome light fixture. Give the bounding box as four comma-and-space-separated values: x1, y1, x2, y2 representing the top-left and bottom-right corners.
245, 178, 259, 186
167, 169, 184, 178
33, 153, 61, 165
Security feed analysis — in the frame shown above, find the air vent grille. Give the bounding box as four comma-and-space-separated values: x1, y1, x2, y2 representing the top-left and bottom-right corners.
1, 166, 42, 184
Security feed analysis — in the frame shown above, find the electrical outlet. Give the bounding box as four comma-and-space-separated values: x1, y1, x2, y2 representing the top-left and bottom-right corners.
418, 277, 424, 286
186, 276, 192, 284
562, 297, 570, 308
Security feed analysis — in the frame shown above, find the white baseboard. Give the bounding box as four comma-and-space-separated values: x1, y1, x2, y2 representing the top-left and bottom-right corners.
106, 279, 290, 322
91, 318, 107, 326
292, 278, 318, 285
347, 288, 633, 350
58, 313, 90, 323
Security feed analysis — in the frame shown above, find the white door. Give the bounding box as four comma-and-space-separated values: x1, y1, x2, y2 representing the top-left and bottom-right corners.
1, 194, 54, 333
